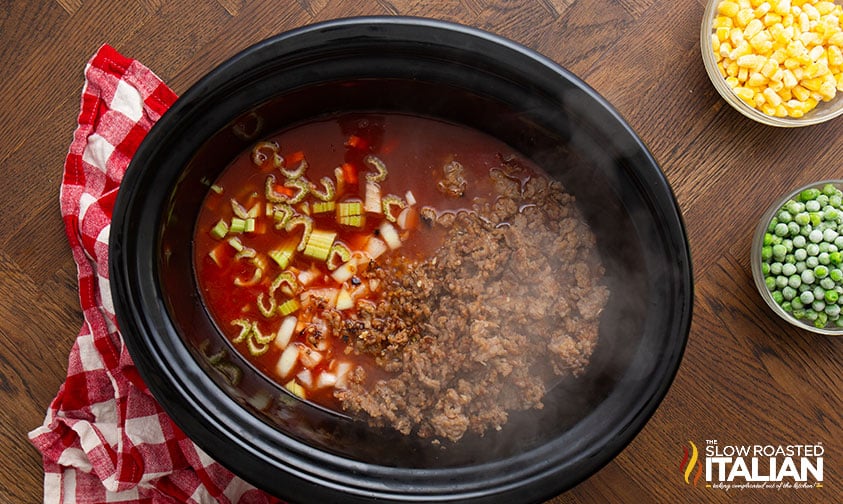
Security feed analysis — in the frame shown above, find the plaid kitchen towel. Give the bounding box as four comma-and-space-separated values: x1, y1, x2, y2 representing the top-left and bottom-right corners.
27, 44, 283, 504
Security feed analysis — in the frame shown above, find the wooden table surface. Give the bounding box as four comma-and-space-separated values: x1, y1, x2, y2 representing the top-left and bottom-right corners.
2, 1, 841, 503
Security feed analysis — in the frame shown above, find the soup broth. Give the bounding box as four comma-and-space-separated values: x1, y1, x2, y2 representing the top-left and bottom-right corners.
194, 113, 609, 442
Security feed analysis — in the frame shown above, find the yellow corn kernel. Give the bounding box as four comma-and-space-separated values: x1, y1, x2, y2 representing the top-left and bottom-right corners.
740, 66, 751, 81
736, 8, 756, 26
829, 33, 843, 47
755, 91, 768, 106
735, 86, 757, 101
802, 76, 824, 91
761, 103, 778, 115
816, 1, 836, 15
749, 71, 769, 86
837, 73, 843, 91
783, 68, 799, 87
719, 0, 741, 17
764, 12, 784, 26
727, 61, 740, 76
714, 16, 735, 29
774, 104, 789, 116
792, 84, 811, 100
745, 18, 765, 39
763, 87, 784, 105
771, 48, 788, 63
730, 27, 745, 46
778, 88, 793, 100
819, 74, 837, 99
760, 58, 779, 77
726, 76, 741, 87
772, 0, 791, 16
755, 2, 772, 17
737, 54, 767, 69
769, 78, 785, 91
717, 26, 732, 42
803, 3, 820, 20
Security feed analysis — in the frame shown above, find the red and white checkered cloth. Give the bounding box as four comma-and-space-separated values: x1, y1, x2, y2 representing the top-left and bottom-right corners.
28, 44, 283, 504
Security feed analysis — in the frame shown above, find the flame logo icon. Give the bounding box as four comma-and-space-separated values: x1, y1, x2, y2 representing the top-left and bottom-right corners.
680, 441, 703, 486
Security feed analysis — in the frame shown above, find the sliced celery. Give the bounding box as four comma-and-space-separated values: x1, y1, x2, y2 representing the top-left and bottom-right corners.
210, 219, 228, 239
278, 298, 301, 316
303, 229, 336, 261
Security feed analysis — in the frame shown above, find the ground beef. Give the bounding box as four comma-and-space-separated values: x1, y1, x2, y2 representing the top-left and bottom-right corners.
334, 159, 609, 443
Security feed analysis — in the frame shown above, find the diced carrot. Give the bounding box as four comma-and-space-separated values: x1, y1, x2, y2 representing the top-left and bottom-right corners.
345, 135, 367, 150
286, 150, 305, 166
341, 162, 359, 185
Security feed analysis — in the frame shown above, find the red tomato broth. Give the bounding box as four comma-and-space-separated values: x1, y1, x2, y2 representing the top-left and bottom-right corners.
194, 113, 534, 412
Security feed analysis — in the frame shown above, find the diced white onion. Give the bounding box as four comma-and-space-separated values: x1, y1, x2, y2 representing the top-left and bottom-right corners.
276, 345, 299, 378
405, 190, 417, 206
275, 316, 297, 349
379, 221, 402, 250
365, 236, 388, 259
396, 206, 413, 230
364, 180, 382, 214
336, 288, 354, 310
331, 261, 357, 283
333, 361, 352, 389
296, 368, 313, 389
297, 267, 320, 286
315, 372, 337, 389
299, 348, 323, 369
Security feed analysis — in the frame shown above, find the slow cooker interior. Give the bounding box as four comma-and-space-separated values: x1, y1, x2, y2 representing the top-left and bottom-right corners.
118, 19, 692, 502
160, 76, 657, 467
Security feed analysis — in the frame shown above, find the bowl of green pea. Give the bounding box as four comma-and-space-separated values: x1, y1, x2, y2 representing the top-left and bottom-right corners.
753, 180, 843, 335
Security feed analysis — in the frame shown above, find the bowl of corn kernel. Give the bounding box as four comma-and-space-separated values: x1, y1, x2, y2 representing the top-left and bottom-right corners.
702, 0, 843, 126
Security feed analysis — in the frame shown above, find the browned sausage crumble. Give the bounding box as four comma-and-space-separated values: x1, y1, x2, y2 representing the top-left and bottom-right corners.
332, 157, 610, 443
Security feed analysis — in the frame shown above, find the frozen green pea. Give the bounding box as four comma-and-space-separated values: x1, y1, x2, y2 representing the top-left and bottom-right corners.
823, 229, 839, 242
819, 252, 831, 265
782, 301, 793, 312
819, 242, 830, 253
800, 290, 815, 304
792, 298, 804, 310
806, 309, 819, 321
802, 270, 816, 284
809, 229, 824, 243
782, 286, 797, 300
831, 251, 843, 265
772, 244, 787, 260
777, 210, 792, 223
815, 265, 829, 278
820, 277, 836, 290
807, 256, 819, 268
775, 223, 790, 237
775, 276, 788, 288
813, 285, 826, 299
822, 183, 837, 196
824, 207, 839, 222
828, 244, 838, 253
788, 274, 802, 288
831, 269, 843, 282
796, 261, 807, 273
770, 262, 783, 275
835, 236, 843, 248
768, 217, 779, 232
807, 243, 820, 256
794, 248, 808, 261
813, 300, 826, 312
806, 200, 821, 212
793, 235, 807, 248
784, 238, 794, 252
782, 263, 797, 276
762, 246, 773, 261
830, 194, 842, 208
825, 290, 839, 303
815, 312, 828, 328
786, 200, 804, 214
772, 291, 784, 304
818, 194, 830, 207
794, 212, 811, 226
810, 212, 823, 226
826, 303, 841, 317
800, 225, 812, 237
800, 188, 821, 202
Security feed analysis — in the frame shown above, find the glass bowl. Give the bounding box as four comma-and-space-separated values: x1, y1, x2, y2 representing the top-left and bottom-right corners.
752, 179, 843, 335
700, 0, 843, 127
